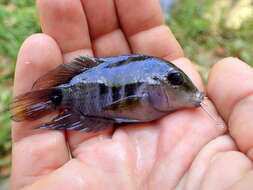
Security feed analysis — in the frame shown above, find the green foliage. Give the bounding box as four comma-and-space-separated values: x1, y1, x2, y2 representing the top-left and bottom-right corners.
168, 0, 253, 66
6, 0, 35, 7
0, 87, 11, 157
0, 0, 40, 178
219, 19, 253, 65
0, 1, 40, 61
0, 0, 34, 7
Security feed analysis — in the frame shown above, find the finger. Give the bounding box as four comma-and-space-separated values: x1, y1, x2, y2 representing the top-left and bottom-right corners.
21, 136, 138, 190
182, 135, 238, 190
199, 151, 252, 190
11, 34, 69, 190
149, 106, 225, 189
207, 57, 253, 158
81, 0, 131, 57
228, 170, 253, 190
115, 0, 184, 59
37, 0, 93, 60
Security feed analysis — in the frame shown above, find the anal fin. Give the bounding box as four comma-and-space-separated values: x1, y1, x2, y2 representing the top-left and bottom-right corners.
36, 110, 114, 132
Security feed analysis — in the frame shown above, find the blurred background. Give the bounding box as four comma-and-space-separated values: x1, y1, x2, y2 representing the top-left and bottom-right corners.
0, 0, 252, 188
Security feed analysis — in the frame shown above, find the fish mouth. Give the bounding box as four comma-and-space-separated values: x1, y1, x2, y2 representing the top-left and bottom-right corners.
193, 91, 205, 107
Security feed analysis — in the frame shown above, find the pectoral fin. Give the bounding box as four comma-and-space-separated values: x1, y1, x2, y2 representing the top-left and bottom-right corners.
36, 110, 114, 132
32, 56, 101, 89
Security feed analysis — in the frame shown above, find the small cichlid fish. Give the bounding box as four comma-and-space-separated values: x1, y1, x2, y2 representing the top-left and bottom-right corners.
10, 54, 205, 132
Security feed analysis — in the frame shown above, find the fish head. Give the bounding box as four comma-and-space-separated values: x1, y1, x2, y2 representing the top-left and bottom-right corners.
153, 68, 204, 112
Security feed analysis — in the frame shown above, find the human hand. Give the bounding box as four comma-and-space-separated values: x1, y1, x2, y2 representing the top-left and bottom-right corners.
11, 0, 253, 189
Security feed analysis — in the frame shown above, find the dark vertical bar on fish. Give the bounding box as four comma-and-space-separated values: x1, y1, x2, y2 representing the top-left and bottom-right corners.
111, 86, 121, 102
125, 83, 139, 97
98, 83, 108, 95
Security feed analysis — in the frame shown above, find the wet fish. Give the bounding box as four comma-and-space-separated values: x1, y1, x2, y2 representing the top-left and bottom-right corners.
10, 54, 204, 132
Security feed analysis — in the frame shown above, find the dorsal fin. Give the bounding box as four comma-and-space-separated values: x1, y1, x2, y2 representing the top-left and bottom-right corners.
32, 57, 101, 89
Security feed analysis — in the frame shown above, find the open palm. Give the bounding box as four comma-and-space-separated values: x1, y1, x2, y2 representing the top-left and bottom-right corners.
11, 0, 253, 190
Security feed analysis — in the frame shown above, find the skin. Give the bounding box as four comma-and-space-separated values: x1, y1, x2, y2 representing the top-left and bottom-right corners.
11, 0, 253, 189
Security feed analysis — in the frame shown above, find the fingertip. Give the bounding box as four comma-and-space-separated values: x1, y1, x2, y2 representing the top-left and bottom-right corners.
14, 33, 62, 96
208, 57, 252, 84
207, 57, 253, 159
18, 33, 60, 56
207, 57, 253, 121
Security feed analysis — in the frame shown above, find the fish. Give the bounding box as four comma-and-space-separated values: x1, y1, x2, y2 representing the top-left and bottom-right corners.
10, 54, 205, 132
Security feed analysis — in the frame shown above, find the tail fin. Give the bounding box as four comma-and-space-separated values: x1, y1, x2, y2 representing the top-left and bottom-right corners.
10, 88, 58, 121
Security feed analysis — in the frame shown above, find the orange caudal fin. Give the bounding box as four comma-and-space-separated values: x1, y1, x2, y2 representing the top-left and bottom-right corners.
10, 88, 60, 121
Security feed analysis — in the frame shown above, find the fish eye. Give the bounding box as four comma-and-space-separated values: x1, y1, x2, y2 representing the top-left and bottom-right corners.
167, 72, 183, 85
51, 89, 62, 106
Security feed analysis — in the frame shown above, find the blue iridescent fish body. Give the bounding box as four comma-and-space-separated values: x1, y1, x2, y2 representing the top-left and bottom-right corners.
10, 54, 204, 132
